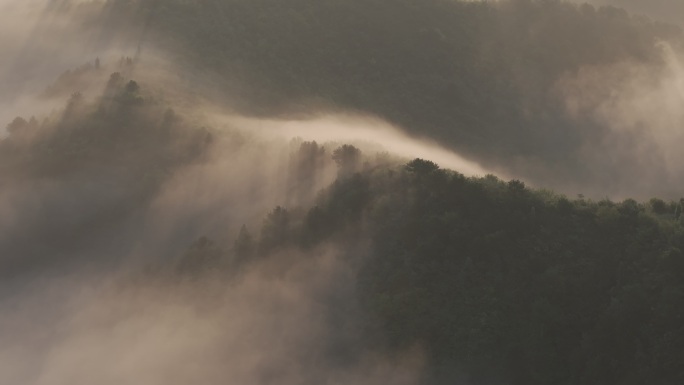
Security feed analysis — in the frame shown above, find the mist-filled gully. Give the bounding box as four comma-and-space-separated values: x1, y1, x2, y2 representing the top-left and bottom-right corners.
3, 1, 684, 385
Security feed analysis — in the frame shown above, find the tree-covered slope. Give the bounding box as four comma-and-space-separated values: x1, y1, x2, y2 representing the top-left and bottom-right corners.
3, 2, 684, 383
3, 65, 684, 385
199, 157, 684, 385
0, 69, 214, 275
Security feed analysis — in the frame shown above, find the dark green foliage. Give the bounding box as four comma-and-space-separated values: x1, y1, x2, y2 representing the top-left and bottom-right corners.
650, 198, 668, 214
361, 165, 684, 384
332, 144, 361, 178
405, 158, 439, 175
228, 156, 684, 385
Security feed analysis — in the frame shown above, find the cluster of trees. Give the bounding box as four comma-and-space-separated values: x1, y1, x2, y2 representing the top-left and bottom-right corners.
0, 71, 213, 275
4, 2, 684, 382
179, 152, 684, 385
353, 163, 684, 384
2, 70, 211, 183
3, 59, 683, 385
41, 56, 137, 100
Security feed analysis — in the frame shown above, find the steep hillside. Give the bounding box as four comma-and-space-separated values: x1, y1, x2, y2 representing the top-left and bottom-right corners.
2, 2, 684, 385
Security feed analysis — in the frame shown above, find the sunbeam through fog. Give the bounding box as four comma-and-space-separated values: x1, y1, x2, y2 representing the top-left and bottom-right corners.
3, 1, 684, 385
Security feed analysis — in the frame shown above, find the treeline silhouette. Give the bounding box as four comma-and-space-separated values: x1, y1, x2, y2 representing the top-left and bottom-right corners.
4, 70, 684, 384
182, 154, 684, 385
0, 72, 213, 274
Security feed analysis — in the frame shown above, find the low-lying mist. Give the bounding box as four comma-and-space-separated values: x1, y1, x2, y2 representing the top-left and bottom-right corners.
4, 1, 684, 384
0, 74, 427, 383
4, 0, 684, 199
0, 249, 424, 385
221, 114, 491, 177
0, 61, 441, 383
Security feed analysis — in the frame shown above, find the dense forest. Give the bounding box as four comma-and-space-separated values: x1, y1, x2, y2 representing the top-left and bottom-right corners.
2, 1, 684, 384
177, 154, 684, 385
4, 72, 684, 384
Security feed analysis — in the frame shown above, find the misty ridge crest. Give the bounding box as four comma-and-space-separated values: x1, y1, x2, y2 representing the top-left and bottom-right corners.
5, 69, 684, 383
96, 0, 684, 198
2, 1, 684, 385
0, 63, 426, 385
5, 0, 684, 197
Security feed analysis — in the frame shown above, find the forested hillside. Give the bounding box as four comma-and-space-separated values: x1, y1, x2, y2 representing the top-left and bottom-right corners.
5, 67, 683, 383
2, 1, 684, 384
182, 156, 684, 385
0, 69, 214, 276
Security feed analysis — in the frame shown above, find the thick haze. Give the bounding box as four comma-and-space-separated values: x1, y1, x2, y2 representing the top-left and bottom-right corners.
0, 3, 445, 384
2, 0, 684, 384
578, 0, 684, 26
0, 0, 121, 125
3, 0, 684, 197
557, 41, 684, 198
0, 251, 423, 385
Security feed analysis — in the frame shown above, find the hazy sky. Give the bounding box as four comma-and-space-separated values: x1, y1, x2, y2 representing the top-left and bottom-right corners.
578, 0, 684, 25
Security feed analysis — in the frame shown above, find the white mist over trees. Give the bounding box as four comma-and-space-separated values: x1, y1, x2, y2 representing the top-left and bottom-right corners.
2, 1, 684, 385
